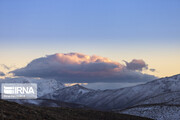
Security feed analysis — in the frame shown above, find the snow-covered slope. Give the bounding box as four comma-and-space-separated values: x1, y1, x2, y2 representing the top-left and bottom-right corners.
12, 84, 92, 108
117, 74, 180, 120
120, 104, 180, 120
42, 84, 94, 102
0, 77, 64, 97
42, 74, 180, 110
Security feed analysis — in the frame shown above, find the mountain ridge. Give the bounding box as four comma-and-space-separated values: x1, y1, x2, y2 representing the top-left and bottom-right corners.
1, 74, 180, 120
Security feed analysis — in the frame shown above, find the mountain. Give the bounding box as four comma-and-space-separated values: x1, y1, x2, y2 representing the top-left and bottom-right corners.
118, 74, 180, 120
41, 74, 180, 111
42, 84, 94, 102
2, 74, 180, 120
0, 77, 64, 97
0, 99, 152, 120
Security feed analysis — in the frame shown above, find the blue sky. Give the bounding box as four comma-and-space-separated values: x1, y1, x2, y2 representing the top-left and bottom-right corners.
1, 0, 180, 41
0, 0, 180, 77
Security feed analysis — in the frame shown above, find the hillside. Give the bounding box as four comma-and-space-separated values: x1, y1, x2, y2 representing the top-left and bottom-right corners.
0, 100, 152, 120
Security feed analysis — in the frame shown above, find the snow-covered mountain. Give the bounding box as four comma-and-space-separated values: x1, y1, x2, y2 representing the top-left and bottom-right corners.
42, 84, 94, 102
118, 74, 180, 120
0, 77, 64, 97
41, 74, 180, 111
1, 74, 180, 120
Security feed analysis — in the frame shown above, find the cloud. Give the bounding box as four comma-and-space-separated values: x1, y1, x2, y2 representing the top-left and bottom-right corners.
124, 59, 148, 71
0, 64, 10, 70
0, 71, 5, 76
149, 68, 156, 72
11, 53, 157, 83
80, 82, 144, 90
64, 83, 88, 87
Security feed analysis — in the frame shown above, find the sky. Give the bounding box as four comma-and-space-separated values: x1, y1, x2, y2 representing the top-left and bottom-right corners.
0, 0, 180, 80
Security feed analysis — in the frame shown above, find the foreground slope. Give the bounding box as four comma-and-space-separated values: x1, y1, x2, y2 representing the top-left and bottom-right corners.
0, 100, 152, 120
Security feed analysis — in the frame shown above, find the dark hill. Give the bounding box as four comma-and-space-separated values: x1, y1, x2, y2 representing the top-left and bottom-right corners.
0, 100, 152, 120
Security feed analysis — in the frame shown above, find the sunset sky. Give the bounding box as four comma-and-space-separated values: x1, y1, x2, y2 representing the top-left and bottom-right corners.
0, 0, 180, 80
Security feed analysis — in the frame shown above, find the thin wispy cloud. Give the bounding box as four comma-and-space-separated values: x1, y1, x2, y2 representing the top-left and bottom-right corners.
0, 64, 10, 70
149, 68, 156, 72
0, 64, 17, 71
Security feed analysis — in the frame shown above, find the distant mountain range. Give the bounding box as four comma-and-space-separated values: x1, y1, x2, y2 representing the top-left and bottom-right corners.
1, 74, 180, 120
0, 77, 64, 97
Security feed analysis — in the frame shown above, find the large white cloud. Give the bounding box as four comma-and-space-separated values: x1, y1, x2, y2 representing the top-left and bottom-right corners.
11, 53, 157, 83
